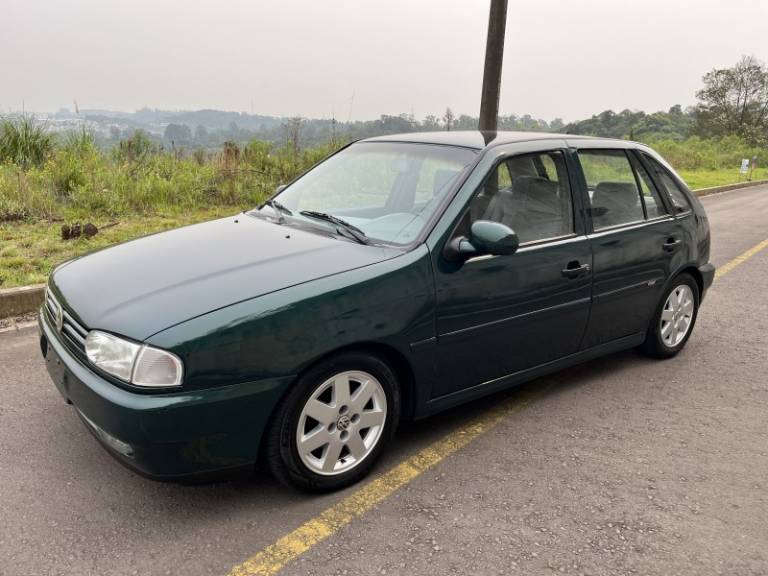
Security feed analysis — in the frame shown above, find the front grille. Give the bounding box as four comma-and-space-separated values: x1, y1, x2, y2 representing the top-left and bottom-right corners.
45, 289, 89, 352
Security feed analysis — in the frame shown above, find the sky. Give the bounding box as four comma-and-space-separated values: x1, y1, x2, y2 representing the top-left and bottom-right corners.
2, 0, 767, 122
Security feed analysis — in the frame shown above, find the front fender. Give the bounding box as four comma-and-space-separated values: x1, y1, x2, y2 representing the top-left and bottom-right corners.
147, 246, 436, 393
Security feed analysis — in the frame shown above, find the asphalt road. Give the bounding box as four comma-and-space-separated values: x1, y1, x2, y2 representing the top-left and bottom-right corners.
1, 185, 767, 576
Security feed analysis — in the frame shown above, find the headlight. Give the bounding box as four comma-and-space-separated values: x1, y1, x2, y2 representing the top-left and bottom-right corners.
85, 331, 140, 381
85, 330, 183, 387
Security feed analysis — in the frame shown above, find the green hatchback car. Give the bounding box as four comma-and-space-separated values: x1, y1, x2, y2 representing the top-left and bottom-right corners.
40, 131, 714, 491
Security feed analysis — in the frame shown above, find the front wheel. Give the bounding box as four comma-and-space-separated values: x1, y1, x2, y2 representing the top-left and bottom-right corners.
640, 273, 700, 358
265, 351, 400, 492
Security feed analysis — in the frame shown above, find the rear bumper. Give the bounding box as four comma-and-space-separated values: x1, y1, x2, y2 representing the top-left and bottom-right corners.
39, 311, 292, 481
698, 262, 716, 301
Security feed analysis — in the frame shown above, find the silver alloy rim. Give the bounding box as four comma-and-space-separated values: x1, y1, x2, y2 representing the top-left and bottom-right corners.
660, 284, 694, 348
296, 370, 387, 476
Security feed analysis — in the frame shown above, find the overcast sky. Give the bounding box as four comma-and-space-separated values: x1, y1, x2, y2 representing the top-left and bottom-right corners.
2, 0, 766, 121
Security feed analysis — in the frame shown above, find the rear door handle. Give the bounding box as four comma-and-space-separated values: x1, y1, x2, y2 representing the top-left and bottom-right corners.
663, 237, 682, 252
562, 262, 590, 278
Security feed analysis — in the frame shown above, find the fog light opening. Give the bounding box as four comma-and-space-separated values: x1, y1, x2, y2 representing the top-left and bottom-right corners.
78, 411, 135, 458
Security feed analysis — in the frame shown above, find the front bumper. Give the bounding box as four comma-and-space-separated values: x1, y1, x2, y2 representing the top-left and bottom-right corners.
39, 311, 292, 480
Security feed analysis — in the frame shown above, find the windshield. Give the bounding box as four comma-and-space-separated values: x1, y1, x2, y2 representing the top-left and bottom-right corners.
258, 142, 477, 245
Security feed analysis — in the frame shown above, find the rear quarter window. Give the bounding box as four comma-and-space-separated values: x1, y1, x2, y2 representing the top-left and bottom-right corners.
642, 154, 692, 214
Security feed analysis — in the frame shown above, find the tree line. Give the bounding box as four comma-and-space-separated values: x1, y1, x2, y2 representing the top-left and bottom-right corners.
150, 56, 768, 152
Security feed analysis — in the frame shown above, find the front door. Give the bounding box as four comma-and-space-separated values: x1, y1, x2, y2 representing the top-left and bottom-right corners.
430, 147, 593, 399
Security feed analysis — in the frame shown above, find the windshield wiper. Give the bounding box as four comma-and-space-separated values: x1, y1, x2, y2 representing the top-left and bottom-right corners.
299, 210, 370, 245
263, 199, 293, 222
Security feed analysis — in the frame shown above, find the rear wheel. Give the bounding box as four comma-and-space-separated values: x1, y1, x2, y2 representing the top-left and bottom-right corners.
640, 273, 700, 358
266, 351, 400, 492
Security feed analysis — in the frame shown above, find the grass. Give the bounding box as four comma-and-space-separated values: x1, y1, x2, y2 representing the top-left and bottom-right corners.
2, 167, 764, 289
0, 207, 236, 287
677, 167, 767, 190
0, 115, 55, 169
1, 116, 766, 290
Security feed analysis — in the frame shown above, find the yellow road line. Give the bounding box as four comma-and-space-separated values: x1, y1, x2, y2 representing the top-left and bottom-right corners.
715, 238, 768, 279
228, 237, 768, 576
227, 384, 551, 576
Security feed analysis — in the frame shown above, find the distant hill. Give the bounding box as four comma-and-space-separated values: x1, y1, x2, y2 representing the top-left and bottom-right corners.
40, 105, 695, 149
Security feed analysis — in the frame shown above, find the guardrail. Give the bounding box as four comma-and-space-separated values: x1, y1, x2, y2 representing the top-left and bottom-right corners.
2, 179, 767, 321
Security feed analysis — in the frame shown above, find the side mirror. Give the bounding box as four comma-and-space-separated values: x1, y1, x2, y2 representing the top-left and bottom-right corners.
444, 220, 519, 262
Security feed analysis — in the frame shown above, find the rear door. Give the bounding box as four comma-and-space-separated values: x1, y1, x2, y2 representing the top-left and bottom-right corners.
572, 145, 678, 348
430, 143, 593, 398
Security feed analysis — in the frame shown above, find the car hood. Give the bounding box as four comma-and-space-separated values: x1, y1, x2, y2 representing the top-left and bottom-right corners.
51, 214, 401, 340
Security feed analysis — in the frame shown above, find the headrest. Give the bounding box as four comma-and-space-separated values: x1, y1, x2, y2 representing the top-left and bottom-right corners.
512, 176, 560, 214
506, 156, 539, 178
593, 182, 638, 207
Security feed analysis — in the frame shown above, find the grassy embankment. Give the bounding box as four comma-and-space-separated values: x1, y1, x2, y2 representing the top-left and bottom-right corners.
1, 119, 766, 288
0, 120, 335, 287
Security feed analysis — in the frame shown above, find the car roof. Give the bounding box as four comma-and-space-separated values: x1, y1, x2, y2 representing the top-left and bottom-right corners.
363, 130, 638, 151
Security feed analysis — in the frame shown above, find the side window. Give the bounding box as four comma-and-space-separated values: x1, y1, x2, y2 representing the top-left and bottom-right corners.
642, 154, 692, 214
631, 156, 668, 219
468, 150, 573, 244
578, 150, 644, 230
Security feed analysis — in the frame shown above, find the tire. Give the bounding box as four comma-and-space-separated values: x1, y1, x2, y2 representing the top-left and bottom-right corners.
640, 272, 700, 359
265, 351, 400, 492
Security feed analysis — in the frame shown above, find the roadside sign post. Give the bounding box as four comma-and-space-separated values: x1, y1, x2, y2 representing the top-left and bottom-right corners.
740, 158, 750, 181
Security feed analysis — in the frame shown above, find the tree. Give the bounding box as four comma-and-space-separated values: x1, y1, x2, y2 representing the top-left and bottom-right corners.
282, 117, 303, 156
194, 124, 208, 143
443, 107, 455, 131
693, 55, 768, 145
227, 121, 240, 138
423, 115, 441, 131
163, 123, 192, 144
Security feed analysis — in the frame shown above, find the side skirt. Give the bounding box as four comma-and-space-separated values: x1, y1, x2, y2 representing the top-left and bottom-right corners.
417, 332, 646, 419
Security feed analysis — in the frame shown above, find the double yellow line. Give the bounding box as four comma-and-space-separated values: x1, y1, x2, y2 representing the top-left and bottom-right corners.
228, 237, 768, 576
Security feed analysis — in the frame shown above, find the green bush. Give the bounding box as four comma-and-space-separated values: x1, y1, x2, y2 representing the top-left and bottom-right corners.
0, 115, 55, 169
642, 135, 766, 171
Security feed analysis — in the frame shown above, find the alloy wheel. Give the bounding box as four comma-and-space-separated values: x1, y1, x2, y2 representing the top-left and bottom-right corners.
296, 370, 387, 476
659, 284, 694, 347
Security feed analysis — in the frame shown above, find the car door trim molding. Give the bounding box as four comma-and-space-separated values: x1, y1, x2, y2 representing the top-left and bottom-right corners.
587, 215, 675, 238
592, 278, 664, 304
464, 232, 581, 264
438, 296, 592, 341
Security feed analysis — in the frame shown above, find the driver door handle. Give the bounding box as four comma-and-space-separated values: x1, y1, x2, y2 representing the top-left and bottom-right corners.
562, 261, 590, 278
663, 237, 682, 252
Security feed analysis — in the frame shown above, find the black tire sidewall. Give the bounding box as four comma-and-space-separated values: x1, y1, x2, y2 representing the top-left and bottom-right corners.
269, 351, 400, 492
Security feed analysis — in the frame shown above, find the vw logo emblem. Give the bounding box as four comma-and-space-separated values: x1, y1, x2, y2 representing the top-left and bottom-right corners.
336, 415, 351, 431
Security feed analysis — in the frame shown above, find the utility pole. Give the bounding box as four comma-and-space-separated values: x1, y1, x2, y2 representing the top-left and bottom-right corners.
478, 0, 508, 132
